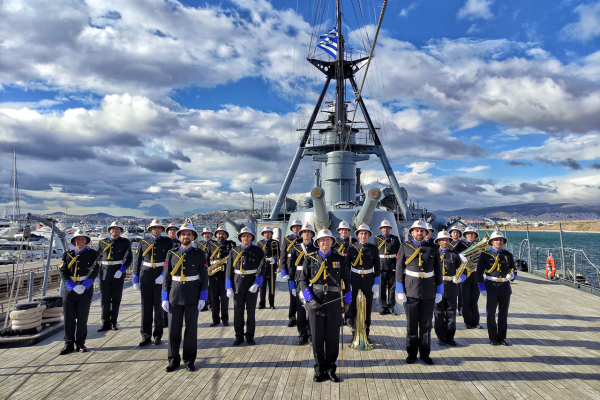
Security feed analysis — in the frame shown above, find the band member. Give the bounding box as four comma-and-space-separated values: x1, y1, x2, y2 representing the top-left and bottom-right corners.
449, 225, 468, 315
163, 222, 180, 327
396, 220, 443, 365
347, 223, 380, 341
462, 226, 482, 329
374, 219, 401, 315
477, 231, 516, 346
206, 226, 234, 326
288, 222, 317, 345
334, 219, 357, 325
433, 230, 465, 346
425, 222, 435, 245
96, 221, 132, 332
298, 229, 351, 383
59, 229, 99, 354
161, 222, 209, 372
133, 219, 173, 346
280, 219, 302, 327
226, 227, 265, 346
258, 226, 279, 310
197, 227, 215, 312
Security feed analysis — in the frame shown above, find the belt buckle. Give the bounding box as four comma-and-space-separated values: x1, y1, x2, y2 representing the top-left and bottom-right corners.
323, 284, 328, 293
109, 261, 113, 266
498, 277, 504, 282
181, 276, 187, 283
419, 272, 425, 279
360, 270, 365, 275
241, 269, 247, 275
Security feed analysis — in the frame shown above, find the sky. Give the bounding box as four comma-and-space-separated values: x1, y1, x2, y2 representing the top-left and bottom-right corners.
1, 0, 600, 218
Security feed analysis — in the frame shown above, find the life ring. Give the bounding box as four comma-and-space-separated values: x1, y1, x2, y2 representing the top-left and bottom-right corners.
545, 256, 556, 278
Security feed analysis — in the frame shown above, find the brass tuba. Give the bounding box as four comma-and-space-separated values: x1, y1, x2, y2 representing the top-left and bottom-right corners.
349, 290, 373, 351
208, 257, 228, 276
455, 234, 490, 279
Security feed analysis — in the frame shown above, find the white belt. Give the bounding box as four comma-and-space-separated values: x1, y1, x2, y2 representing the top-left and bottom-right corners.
172, 275, 199, 282
296, 266, 303, 271
405, 270, 434, 278
485, 276, 508, 283
70, 275, 88, 282
101, 260, 124, 266
443, 276, 454, 281
351, 267, 374, 275
234, 269, 257, 275
379, 254, 396, 259
142, 261, 162, 268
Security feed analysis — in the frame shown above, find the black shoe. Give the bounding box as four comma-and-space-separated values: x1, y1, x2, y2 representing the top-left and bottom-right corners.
438, 340, 446, 346
465, 325, 474, 329
287, 319, 297, 327
165, 363, 180, 372
297, 338, 307, 346
328, 371, 340, 382
270, 306, 275, 309
223, 321, 229, 326
247, 338, 256, 346
186, 364, 195, 371
111, 324, 118, 331
163, 323, 169, 328
138, 338, 152, 347
232, 338, 243, 346
154, 338, 162, 345
405, 355, 417, 364
308, 337, 312, 345
76, 345, 88, 353
391, 311, 398, 316
313, 372, 326, 382
97, 324, 111, 332
209, 322, 220, 327
59, 343, 74, 355
345, 319, 352, 328
490, 340, 499, 346
258, 305, 265, 309
420, 355, 434, 365
378, 309, 387, 316
498, 340, 510, 346
447, 339, 457, 347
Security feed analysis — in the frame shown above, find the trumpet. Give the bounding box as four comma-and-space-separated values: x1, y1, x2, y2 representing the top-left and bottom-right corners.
349, 290, 373, 351
208, 257, 228, 276
455, 234, 490, 279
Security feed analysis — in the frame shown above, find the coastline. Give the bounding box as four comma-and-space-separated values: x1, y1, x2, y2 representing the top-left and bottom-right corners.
503, 228, 600, 234
490, 220, 600, 234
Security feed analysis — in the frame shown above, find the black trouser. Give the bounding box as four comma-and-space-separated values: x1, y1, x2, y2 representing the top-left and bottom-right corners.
287, 282, 297, 322
168, 304, 199, 367
296, 293, 311, 340
99, 275, 125, 325
233, 290, 258, 340
379, 269, 396, 312
210, 273, 229, 324
485, 281, 511, 342
457, 283, 463, 314
404, 297, 435, 358
434, 295, 457, 342
307, 298, 342, 374
64, 289, 93, 346
350, 285, 374, 337
462, 274, 480, 327
259, 266, 276, 308
140, 283, 163, 340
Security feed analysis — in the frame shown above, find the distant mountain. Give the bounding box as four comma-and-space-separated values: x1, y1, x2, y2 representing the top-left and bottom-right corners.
434, 203, 600, 221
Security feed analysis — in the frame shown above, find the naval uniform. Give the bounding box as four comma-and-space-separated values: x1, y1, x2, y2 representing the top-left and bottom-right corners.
298, 250, 351, 375
133, 235, 173, 341
206, 238, 234, 324
434, 248, 462, 343
347, 241, 380, 338
280, 234, 300, 324
96, 237, 133, 327
374, 234, 401, 314
450, 239, 469, 315
60, 247, 99, 347
226, 244, 265, 342
335, 236, 357, 324
477, 248, 515, 343
163, 238, 181, 327
197, 239, 215, 311
460, 240, 481, 328
258, 238, 280, 309
396, 240, 443, 359
288, 241, 318, 342
162, 246, 209, 367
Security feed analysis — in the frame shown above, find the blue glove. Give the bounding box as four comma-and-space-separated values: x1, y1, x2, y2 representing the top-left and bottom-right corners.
225, 278, 232, 289
289, 280, 296, 290
396, 282, 405, 293
118, 265, 128, 273
513, 271, 518, 280
133, 274, 139, 284
200, 289, 208, 301
253, 276, 264, 287
374, 276, 381, 285
161, 289, 168, 301
65, 280, 76, 291
82, 279, 93, 289
436, 284, 443, 295
281, 269, 289, 279
343, 291, 352, 304
478, 282, 486, 292
303, 287, 314, 302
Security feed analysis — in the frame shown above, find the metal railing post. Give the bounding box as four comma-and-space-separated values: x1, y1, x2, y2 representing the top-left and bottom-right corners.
28, 271, 35, 302
41, 221, 55, 297
559, 223, 566, 277
526, 224, 532, 273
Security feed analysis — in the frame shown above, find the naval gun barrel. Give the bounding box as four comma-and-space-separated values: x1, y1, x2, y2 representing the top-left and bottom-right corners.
311, 187, 331, 231
354, 187, 382, 228
225, 217, 244, 235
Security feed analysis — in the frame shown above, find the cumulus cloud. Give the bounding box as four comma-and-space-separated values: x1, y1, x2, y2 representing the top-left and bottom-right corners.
496, 182, 556, 195
561, 2, 600, 42
142, 203, 170, 217
457, 0, 494, 21
497, 133, 600, 162
457, 165, 490, 173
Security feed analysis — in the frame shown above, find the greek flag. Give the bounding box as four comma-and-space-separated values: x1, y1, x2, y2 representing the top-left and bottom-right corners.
317, 26, 338, 59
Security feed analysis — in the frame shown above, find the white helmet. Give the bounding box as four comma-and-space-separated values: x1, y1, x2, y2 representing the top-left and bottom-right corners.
448, 225, 462, 236
202, 227, 213, 234
379, 219, 393, 229
299, 222, 315, 236
261, 226, 274, 235
166, 222, 179, 233
355, 223, 372, 236
290, 219, 302, 231
147, 218, 165, 232
337, 220, 351, 232
315, 228, 334, 245
108, 220, 124, 232
487, 230, 507, 246
463, 226, 479, 239
215, 225, 229, 238
238, 226, 256, 241
71, 229, 91, 245
434, 230, 451, 244
426, 222, 435, 233
177, 221, 198, 240
408, 220, 428, 235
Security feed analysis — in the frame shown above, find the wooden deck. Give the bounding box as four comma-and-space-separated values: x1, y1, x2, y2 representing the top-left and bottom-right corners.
0, 272, 599, 400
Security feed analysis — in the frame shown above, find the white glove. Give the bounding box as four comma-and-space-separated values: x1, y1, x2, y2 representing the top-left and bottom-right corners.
281, 274, 289, 281
94, 277, 100, 285
372, 284, 380, 292
198, 300, 205, 311
114, 270, 123, 279
74, 285, 85, 295
435, 293, 442, 303
270, 258, 276, 264
459, 254, 468, 263
133, 283, 141, 291
227, 288, 234, 298
299, 290, 305, 303
249, 284, 259, 293
505, 274, 512, 281
162, 300, 169, 312
155, 274, 164, 285
481, 290, 487, 297
397, 293, 407, 303
291, 288, 297, 297
453, 276, 463, 284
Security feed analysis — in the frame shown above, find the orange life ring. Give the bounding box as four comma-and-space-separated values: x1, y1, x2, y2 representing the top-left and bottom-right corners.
545, 256, 556, 278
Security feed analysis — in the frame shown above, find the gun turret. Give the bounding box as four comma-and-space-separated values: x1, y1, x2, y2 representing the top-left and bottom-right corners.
311, 187, 331, 231
225, 217, 244, 236
353, 187, 382, 228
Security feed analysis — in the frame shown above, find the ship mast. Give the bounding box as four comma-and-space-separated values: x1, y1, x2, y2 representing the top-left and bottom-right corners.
335, 0, 345, 137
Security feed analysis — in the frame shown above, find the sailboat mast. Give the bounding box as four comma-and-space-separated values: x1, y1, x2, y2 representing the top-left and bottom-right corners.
11, 151, 20, 221
335, 0, 345, 134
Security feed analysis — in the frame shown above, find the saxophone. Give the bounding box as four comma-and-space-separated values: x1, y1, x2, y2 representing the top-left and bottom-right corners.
208, 257, 228, 276
349, 290, 373, 351
455, 234, 490, 279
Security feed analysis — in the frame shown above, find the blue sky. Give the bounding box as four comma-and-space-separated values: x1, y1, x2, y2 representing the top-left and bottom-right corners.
1, 0, 599, 217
